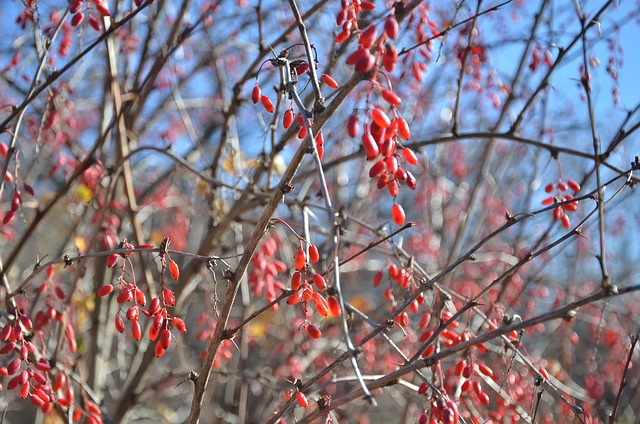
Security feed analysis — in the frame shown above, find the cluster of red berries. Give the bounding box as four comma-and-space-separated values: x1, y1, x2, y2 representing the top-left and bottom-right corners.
336, 1, 400, 74
98, 241, 186, 358
248, 238, 288, 308
0, 311, 105, 422
417, 396, 459, 424
349, 100, 417, 226
541, 178, 581, 229
251, 62, 339, 160
70, 0, 110, 30
286, 246, 340, 339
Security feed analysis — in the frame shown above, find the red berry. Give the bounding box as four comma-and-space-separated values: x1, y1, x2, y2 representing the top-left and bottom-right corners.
291, 271, 303, 290
327, 296, 341, 317
172, 317, 187, 334
359, 26, 377, 49
403, 148, 418, 165
354, 52, 375, 73
131, 320, 142, 340
283, 109, 294, 129
322, 73, 338, 89
70, 0, 82, 13
373, 271, 383, 287
149, 324, 160, 341
384, 16, 399, 39
306, 324, 322, 339
155, 341, 166, 357
312, 293, 329, 316
478, 391, 490, 404
88, 14, 101, 31
370, 107, 391, 128
126, 306, 139, 321
160, 329, 172, 349
360, 1, 375, 10
294, 63, 309, 75
312, 273, 327, 291
347, 115, 360, 137
287, 291, 303, 305
544, 183, 555, 193
261, 95, 274, 113
97, 284, 114, 297
107, 253, 119, 268
392, 203, 406, 225
169, 260, 180, 280
362, 131, 380, 160
381, 89, 401, 106
369, 160, 386, 178
309, 245, 320, 263
396, 117, 410, 139
251, 85, 261, 104
296, 391, 309, 407
116, 290, 132, 304
477, 363, 494, 377
294, 249, 306, 270
567, 179, 581, 192
115, 317, 125, 333
71, 12, 84, 26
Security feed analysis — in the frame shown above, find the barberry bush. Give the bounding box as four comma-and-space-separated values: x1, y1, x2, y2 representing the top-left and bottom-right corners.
1, 0, 639, 423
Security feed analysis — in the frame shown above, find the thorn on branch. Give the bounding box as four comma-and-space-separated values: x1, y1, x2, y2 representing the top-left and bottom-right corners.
280, 182, 294, 194
63, 255, 73, 267
223, 268, 236, 282
222, 328, 237, 340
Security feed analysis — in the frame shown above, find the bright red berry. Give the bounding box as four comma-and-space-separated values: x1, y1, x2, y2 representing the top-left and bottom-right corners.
306, 324, 322, 339
294, 249, 306, 270
261, 95, 274, 113
169, 260, 180, 280
296, 391, 309, 407
322, 73, 338, 89
251, 85, 261, 104
97, 284, 114, 297
392, 203, 406, 225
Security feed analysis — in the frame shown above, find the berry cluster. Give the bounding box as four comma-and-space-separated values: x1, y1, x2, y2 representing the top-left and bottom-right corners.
98, 239, 186, 358
69, 0, 110, 30
541, 178, 581, 228
286, 247, 332, 339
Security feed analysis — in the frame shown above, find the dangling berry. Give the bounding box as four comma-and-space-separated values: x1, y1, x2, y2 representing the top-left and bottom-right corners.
309, 245, 320, 263
283, 109, 294, 129
371, 107, 391, 128
261, 95, 274, 113
294, 249, 306, 270
327, 296, 342, 317
392, 203, 406, 225
296, 391, 309, 407
312, 273, 327, 291
251, 85, 261, 104
322, 73, 339, 89
97, 284, 114, 297
168, 260, 180, 280
107, 253, 119, 268
306, 324, 322, 339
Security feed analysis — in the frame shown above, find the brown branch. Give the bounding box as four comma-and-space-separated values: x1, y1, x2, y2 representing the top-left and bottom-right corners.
609, 333, 638, 423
